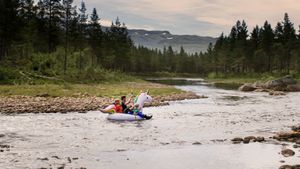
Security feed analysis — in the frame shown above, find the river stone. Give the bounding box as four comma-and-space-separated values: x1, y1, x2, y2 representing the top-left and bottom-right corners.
279, 165, 300, 169
269, 91, 286, 96
244, 136, 256, 141
281, 149, 295, 157
256, 136, 265, 142
293, 144, 300, 148
239, 84, 257, 92
253, 81, 264, 88
264, 76, 298, 91
254, 88, 270, 92
292, 126, 300, 132
192, 141, 202, 145
243, 138, 250, 144
231, 137, 243, 144
287, 84, 300, 92
264, 79, 285, 89
281, 75, 298, 85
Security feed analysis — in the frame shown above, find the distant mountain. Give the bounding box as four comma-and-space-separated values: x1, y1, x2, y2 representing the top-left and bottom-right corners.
128, 29, 217, 54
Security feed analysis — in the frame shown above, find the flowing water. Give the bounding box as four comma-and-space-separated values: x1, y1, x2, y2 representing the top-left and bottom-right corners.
0, 79, 300, 169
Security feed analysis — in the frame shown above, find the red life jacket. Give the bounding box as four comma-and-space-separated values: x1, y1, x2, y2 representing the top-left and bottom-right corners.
114, 104, 123, 113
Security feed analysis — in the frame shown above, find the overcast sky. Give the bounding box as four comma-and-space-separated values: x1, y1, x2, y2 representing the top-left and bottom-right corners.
74, 0, 300, 37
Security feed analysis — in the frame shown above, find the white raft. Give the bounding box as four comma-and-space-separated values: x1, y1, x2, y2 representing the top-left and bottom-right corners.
107, 113, 144, 121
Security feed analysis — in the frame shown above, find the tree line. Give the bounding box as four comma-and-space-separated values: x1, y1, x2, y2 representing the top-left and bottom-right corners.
128, 13, 300, 77
202, 13, 300, 76
0, 0, 132, 78
1, 0, 300, 82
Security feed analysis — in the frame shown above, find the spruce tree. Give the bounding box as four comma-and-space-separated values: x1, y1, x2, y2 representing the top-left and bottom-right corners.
261, 21, 274, 72
282, 13, 296, 73
0, 0, 20, 60
88, 8, 103, 67
62, 0, 76, 74
78, 0, 88, 72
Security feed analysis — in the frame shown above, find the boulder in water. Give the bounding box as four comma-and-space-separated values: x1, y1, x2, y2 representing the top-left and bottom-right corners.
281, 149, 295, 157
269, 91, 286, 96
279, 165, 300, 169
240, 75, 299, 92
264, 75, 298, 91
281, 75, 298, 85
287, 84, 300, 92
231, 137, 243, 144
256, 136, 265, 142
238, 83, 257, 92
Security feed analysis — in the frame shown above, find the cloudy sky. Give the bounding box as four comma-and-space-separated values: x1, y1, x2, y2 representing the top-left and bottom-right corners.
75, 0, 300, 37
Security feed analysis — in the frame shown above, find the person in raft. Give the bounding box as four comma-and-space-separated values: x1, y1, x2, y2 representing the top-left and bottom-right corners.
113, 99, 123, 113
126, 103, 153, 120
121, 95, 133, 114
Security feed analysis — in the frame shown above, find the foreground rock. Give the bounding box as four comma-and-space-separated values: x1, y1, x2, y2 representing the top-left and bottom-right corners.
281, 149, 295, 157
273, 126, 300, 150
279, 165, 300, 169
231, 136, 265, 144
238, 83, 257, 92
0, 92, 205, 114
239, 75, 300, 93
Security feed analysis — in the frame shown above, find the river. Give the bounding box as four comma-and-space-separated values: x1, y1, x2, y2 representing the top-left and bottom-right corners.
0, 79, 300, 169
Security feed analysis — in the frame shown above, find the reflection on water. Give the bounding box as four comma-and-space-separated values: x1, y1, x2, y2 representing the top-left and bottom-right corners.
1, 78, 300, 169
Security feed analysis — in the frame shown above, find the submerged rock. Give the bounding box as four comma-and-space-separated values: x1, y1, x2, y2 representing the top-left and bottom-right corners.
281, 149, 295, 157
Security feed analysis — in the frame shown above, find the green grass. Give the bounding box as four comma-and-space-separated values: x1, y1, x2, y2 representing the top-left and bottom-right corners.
205, 72, 300, 85
206, 78, 258, 84
0, 81, 183, 98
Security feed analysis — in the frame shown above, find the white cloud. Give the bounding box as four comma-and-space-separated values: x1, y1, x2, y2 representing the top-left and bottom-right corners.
75, 0, 300, 36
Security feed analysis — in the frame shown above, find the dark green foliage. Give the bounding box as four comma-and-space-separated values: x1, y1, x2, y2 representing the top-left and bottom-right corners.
88, 8, 103, 67
201, 14, 300, 76
0, 0, 299, 84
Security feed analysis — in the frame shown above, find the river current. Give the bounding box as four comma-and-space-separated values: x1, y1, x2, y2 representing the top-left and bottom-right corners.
0, 79, 300, 169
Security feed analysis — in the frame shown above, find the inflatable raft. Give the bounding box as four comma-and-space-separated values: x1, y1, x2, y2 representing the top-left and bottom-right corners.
107, 113, 144, 121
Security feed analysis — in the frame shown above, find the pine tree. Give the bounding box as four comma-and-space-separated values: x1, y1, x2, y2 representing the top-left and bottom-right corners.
275, 22, 284, 42
109, 17, 132, 71
0, 0, 20, 60
260, 21, 274, 72
250, 25, 260, 49
62, 0, 76, 74
38, 0, 63, 53
88, 8, 103, 67
78, 0, 88, 72
282, 13, 296, 73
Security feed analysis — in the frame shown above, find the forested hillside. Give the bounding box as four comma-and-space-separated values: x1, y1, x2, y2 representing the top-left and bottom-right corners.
128, 29, 217, 53
203, 13, 300, 77
0, 0, 300, 84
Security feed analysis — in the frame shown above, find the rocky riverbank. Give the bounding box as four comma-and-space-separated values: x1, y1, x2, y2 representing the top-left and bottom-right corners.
239, 75, 300, 95
0, 92, 205, 114
230, 125, 300, 169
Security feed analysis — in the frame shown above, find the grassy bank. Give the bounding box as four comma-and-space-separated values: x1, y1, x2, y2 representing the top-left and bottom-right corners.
0, 81, 184, 98
206, 73, 300, 85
